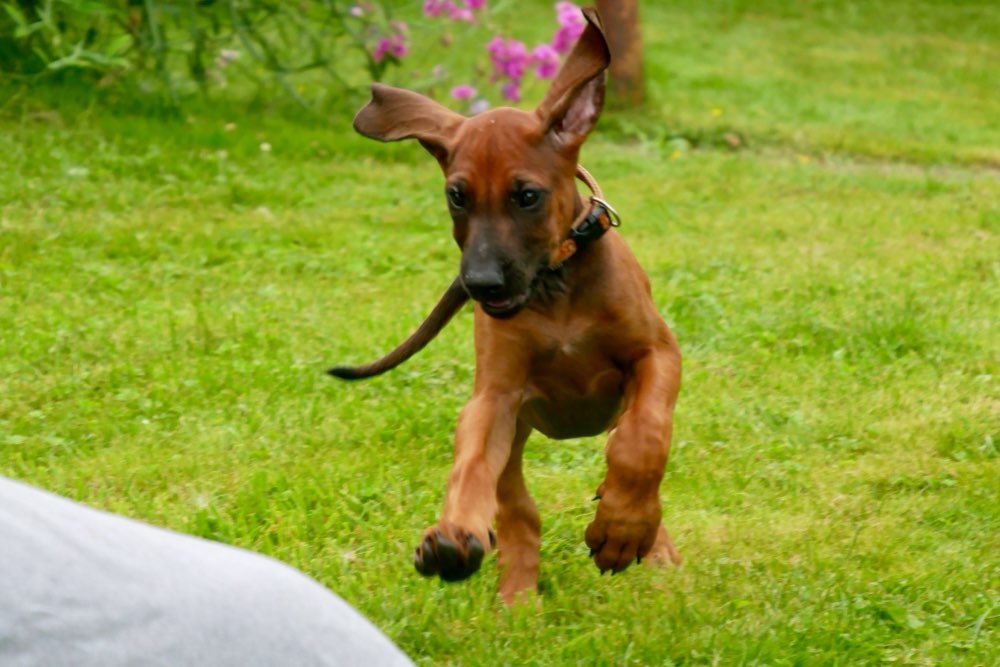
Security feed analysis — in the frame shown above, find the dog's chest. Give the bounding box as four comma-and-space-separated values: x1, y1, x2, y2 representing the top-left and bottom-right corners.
528, 310, 622, 367
519, 322, 625, 439
532, 328, 609, 372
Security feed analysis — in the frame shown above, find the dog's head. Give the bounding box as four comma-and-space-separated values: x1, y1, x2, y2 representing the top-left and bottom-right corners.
353, 7, 610, 319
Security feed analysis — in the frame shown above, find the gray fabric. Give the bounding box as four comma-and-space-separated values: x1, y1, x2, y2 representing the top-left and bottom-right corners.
0, 476, 413, 667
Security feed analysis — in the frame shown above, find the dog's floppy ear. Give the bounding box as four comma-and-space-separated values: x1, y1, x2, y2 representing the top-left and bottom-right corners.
354, 83, 466, 167
535, 7, 611, 152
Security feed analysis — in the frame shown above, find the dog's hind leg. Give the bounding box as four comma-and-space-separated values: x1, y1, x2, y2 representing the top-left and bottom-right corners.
644, 523, 682, 566
495, 420, 540, 605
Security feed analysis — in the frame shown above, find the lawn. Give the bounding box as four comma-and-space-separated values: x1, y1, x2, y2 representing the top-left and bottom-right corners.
1, 0, 998, 664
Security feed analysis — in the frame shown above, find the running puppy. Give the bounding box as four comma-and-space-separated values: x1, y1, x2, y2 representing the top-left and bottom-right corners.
330, 7, 682, 605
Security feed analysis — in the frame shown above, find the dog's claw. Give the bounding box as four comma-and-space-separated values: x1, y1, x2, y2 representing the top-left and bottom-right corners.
636, 555, 642, 565
414, 537, 438, 577
592, 494, 600, 501
589, 547, 596, 557
488, 528, 497, 549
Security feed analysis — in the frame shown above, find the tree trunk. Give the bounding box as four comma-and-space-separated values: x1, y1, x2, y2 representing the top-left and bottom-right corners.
595, 0, 645, 108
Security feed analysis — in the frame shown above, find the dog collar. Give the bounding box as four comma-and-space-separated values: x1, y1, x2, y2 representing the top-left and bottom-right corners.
549, 165, 622, 268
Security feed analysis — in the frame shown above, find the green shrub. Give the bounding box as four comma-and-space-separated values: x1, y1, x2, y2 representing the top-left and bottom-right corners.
0, 0, 406, 106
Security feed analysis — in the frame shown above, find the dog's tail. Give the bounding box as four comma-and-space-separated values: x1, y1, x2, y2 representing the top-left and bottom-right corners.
327, 276, 469, 380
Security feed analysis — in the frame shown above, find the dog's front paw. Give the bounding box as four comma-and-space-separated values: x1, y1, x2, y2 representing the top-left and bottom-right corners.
584, 491, 661, 574
413, 523, 495, 582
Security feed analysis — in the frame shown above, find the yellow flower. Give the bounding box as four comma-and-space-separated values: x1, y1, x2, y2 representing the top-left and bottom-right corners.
711, 107, 723, 117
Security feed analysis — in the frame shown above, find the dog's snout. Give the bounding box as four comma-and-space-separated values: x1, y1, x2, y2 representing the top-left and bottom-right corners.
462, 265, 506, 300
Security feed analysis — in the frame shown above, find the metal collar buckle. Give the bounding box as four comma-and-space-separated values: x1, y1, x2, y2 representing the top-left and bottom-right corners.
589, 196, 621, 227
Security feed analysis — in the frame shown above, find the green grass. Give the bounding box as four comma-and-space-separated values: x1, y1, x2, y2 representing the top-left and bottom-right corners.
2, 0, 998, 664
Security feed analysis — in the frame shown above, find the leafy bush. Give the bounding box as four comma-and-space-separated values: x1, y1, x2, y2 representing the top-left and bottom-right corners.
0, 0, 408, 106
2, 0, 131, 73
0, 0, 584, 111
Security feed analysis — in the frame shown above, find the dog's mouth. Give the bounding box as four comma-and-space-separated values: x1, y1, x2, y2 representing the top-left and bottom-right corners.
479, 288, 531, 319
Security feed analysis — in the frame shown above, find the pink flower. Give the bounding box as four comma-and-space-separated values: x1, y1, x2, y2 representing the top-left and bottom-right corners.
373, 37, 391, 62
422, 0, 444, 17
531, 43, 560, 79
555, 1, 582, 22
450, 84, 477, 100
349, 5, 364, 17
487, 35, 505, 57
551, 2, 585, 53
391, 33, 410, 58
470, 98, 490, 114
428, 0, 480, 21
501, 80, 521, 102
503, 41, 528, 78
488, 36, 529, 79
444, 0, 475, 22
551, 24, 583, 53
373, 32, 407, 62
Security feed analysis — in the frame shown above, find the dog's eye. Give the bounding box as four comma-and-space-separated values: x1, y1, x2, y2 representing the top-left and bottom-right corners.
515, 188, 542, 210
446, 186, 466, 209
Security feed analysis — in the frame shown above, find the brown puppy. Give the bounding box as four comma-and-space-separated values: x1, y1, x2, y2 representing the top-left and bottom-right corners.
330, 7, 681, 605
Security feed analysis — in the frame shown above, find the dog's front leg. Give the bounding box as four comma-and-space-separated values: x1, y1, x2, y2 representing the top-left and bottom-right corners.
413, 389, 520, 582
586, 345, 682, 573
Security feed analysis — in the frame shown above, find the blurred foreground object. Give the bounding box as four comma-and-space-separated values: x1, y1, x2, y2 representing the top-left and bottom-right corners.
0, 476, 413, 667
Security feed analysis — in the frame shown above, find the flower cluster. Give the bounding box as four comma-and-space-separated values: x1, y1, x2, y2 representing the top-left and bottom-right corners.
487, 36, 529, 102
531, 43, 560, 79
423, 0, 485, 23
472, 2, 582, 104
347, 3, 409, 66
450, 84, 477, 100
352, 1, 585, 113
422, 0, 489, 104
551, 1, 586, 54
373, 20, 409, 62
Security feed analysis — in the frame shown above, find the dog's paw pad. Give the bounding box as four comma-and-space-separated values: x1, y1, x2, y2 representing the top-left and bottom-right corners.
412, 529, 485, 582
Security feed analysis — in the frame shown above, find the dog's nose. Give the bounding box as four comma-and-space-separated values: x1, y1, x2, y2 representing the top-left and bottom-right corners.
462, 266, 506, 301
